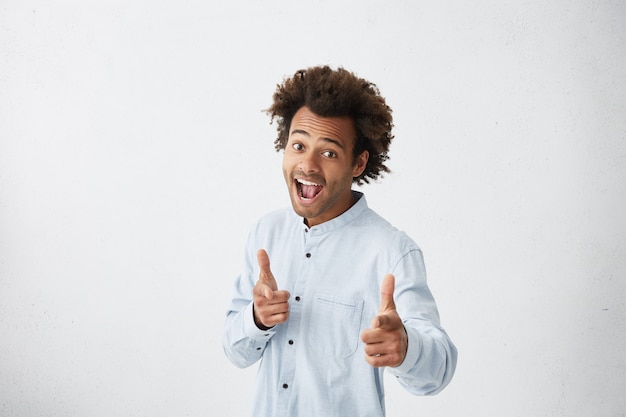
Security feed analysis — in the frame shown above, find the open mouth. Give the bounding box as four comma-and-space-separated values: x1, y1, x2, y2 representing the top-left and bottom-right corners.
296, 178, 323, 200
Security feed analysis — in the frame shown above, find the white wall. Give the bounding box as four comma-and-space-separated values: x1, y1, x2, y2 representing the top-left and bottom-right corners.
1, 1, 625, 416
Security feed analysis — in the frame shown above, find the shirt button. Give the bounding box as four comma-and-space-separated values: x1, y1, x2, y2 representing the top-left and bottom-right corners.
288, 340, 294, 345
295, 296, 301, 302
305, 253, 311, 258
256, 347, 262, 350
282, 383, 289, 389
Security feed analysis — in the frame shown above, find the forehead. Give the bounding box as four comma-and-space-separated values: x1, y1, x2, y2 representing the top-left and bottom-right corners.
289, 106, 356, 147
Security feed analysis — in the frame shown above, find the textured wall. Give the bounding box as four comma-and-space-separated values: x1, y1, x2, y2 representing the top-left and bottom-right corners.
1, 1, 625, 416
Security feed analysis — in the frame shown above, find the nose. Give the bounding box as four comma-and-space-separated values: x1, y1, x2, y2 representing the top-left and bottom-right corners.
298, 151, 320, 174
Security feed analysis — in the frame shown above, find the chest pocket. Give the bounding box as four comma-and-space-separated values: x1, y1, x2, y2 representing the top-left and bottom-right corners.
306, 292, 364, 357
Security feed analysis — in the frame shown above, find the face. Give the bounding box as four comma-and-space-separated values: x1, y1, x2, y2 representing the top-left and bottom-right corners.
282, 106, 369, 227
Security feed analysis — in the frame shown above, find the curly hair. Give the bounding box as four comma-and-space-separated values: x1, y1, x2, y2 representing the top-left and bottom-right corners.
266, 66, 394, 185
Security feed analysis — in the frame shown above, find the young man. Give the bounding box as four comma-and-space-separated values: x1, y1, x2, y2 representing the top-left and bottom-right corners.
222, 66, 457, 417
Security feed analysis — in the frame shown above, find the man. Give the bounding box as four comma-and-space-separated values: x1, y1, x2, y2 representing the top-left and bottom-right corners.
222, 66, 457, 417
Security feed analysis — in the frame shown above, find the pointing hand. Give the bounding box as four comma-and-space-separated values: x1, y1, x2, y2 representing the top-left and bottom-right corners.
253, 249, 290, 330
360, 274, 408, 367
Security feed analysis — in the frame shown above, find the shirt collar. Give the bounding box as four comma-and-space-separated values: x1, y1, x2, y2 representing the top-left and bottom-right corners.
295, 190, 368, 234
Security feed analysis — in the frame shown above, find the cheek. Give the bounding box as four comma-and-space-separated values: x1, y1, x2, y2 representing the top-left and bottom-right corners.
329, 167, 355, 188
282, 157, 293, 183
282, 165, 290, 183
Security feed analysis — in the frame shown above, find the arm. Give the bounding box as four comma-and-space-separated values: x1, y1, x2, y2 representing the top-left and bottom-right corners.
389, 249, 457, 395
361, 249, 457, 395
222, 248, 290, 368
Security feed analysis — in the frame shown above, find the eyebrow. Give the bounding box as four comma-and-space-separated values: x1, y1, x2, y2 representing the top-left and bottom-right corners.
290, 129, 345, 150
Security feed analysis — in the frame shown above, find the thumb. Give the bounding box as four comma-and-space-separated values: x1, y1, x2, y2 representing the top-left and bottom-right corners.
257, 249, 278, 291
378, 274, 396, 314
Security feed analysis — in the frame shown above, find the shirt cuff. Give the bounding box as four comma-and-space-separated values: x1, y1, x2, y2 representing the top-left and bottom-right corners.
388, 325, 422, 375
243, 301, 277, 342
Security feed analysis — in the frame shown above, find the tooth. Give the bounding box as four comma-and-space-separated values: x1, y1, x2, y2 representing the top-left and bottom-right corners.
298, 179, 320, 186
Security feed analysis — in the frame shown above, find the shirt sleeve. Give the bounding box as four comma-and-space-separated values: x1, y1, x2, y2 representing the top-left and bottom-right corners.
386, 248, 458, 395
222, 299, 277, 368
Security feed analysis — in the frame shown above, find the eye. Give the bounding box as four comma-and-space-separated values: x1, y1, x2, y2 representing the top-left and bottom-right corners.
292, 143, 304, 151
322, 150, 337, 158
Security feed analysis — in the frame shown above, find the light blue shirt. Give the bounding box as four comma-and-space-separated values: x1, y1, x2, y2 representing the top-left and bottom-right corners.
223, 192, 457, 417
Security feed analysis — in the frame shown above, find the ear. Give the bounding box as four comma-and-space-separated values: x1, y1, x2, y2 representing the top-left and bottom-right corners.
352, 150, 369, 178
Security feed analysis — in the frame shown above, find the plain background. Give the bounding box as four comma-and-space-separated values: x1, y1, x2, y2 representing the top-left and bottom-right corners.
1, 1, 625, 416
